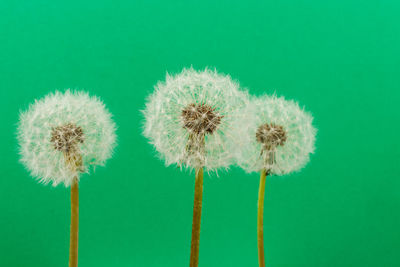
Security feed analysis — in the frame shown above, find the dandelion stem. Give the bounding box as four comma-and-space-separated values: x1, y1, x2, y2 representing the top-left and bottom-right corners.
69, 177, 79, 267
190, 168, 204, 267
257, 169, 268, 267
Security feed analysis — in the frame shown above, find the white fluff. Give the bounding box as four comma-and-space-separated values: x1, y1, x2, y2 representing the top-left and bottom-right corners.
232, 94, 316, 175
143, 67, 248, 171
17, 90, 117, 187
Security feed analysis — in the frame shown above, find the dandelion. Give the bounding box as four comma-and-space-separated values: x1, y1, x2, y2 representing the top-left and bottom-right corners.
143, 67, 247, 267
232, 94, 316, 267
17, 90, 116, 267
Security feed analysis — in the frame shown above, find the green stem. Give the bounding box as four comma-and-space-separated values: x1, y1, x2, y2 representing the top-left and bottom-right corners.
257, 169, 268, 267
69, 177, 79, 267
190, 168, 204, 267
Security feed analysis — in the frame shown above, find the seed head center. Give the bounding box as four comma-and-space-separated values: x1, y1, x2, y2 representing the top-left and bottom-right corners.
181, 103, 223, 135
256, 123, 287, 151
51, 123, 84, 153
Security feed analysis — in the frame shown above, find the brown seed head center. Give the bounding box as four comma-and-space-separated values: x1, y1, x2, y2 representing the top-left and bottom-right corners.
51, 123, 84, 153
256, 123, 287, 150
181, 103, 223, 135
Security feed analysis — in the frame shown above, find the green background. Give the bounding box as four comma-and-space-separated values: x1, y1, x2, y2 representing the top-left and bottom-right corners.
0, 0, 399, 266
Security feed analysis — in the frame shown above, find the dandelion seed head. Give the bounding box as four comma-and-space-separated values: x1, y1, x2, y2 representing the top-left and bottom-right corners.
17, 90, 117, 187
233, 94, 316, 175
143, 67, 248, 171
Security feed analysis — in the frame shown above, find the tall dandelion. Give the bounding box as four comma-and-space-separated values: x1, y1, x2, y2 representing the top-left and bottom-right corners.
232, 94, 316, 267
143, 67, 247, 267
17, 90, 116, 267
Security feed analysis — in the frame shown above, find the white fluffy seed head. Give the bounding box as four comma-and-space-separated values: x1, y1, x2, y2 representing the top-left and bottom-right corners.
143, 67, 248, 171
232, 94, 316, 175
17, 90, 117, 187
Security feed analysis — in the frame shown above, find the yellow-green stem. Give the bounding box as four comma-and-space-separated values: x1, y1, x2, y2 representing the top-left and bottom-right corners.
190, 168, 204, 267
257, 169, 268, 267
69, 177, 79, 267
